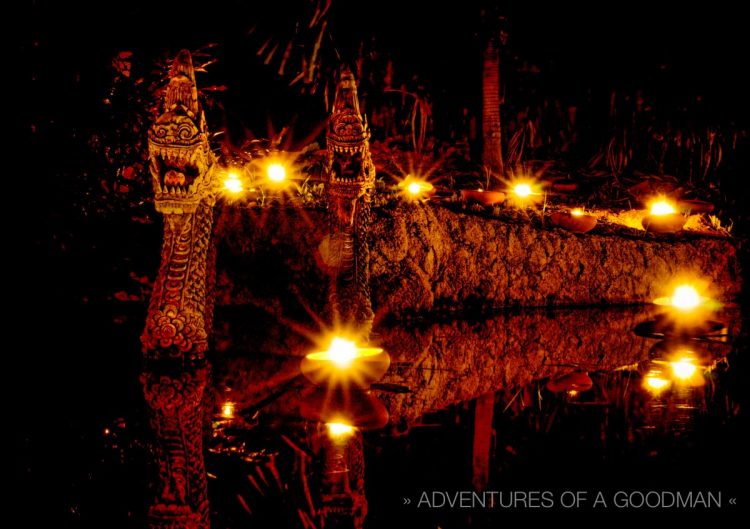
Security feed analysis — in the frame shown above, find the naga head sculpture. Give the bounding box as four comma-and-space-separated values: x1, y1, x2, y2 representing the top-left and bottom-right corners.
148, 49, 214, 215
326, 67, 376, 226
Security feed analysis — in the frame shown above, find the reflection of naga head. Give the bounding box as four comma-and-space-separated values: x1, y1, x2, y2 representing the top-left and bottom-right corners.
316, 426, 368, 529
148, 49, 214, 214
326, 67, 375, 192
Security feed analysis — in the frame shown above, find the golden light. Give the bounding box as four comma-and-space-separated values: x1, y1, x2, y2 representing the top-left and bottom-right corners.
326, 421, 356, 439
398, 175, 434, 200
649, 199, 677, 216
223, 171, 244, 194
506, 178, 542, 207
654, 283, 706, 311
671, 285, 701, 310
302, 333, 390, 387
221, 401, 235, 419
513, 183, 533, 198
327, 337, 358, 368
671, 359, 697, 380
570, 208, 585, 217
644, 375, 670, 393
305, 336, 383, 372
267, 163, 287, 183
642, 197, 685, 232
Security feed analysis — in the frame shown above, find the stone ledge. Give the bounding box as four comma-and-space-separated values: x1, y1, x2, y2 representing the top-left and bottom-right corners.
215, 203, 741, 317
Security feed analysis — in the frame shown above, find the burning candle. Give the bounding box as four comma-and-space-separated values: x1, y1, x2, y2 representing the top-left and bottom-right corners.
513, 183, 532, 198
326, 421, 356, 439
642, 198, 685, 233
647, 342, 706, 387
647, 282, 725, 338
550, 208, 598, 233
506, 179, 542, 207
653, 284, 707, 312
643, 372, 671, 394
670, 359, 697, 380
223, 170, 244, 194
266, 163, 287, 183
301, 335, 390, 387
398, 176, 434, 200
220, 401, 235, 419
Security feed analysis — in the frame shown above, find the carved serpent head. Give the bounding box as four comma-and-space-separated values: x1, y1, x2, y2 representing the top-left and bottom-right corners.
326, 68, 375, 225
148, 49, 214, 215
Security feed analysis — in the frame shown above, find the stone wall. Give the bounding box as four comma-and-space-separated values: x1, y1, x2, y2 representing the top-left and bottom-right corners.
216, 203, 741, 318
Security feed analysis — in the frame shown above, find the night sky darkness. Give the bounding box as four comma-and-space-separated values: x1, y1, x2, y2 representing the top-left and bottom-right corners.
18, 0, 749, 525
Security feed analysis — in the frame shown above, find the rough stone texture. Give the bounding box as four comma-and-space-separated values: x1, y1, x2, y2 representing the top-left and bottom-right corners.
211, 306, 739, 425
215, 203, 741, 318
376, 306, 738, 423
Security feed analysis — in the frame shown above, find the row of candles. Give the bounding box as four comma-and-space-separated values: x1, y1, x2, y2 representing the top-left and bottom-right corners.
221, 160, 693, 234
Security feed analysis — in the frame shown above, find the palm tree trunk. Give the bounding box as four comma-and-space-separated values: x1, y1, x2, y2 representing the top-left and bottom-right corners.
482, 35, 504, 179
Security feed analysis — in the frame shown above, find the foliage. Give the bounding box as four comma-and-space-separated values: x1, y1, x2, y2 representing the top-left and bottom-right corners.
88, 46, 225, 216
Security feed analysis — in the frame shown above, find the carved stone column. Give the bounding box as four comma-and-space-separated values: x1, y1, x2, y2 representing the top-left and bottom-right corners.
322, 67, 376, 330
141, 49, 218, 529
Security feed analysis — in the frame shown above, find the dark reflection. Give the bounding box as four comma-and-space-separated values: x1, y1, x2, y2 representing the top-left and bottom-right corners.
196, 306, 743, 526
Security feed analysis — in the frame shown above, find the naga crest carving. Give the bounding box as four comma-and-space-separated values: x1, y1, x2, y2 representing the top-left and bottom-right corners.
149, 49, 215, 215
325, 67, 376, 227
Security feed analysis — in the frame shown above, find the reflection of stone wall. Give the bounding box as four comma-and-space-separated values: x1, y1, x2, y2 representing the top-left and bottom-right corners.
376, 307, 739, 423
376, 307, 658, 423
216, 204, 741, 317
212, 304, 739, 425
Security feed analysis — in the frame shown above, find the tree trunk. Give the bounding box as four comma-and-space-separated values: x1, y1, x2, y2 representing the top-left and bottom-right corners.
482, 35, 504, 179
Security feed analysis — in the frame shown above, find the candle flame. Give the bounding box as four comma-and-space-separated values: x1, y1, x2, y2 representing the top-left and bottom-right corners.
223, 171, 243, 194
221, 401, 235, 419
670, 285, 701, 310
326, 421, 355, 438
303, 333, 389, 387
513, 183, 533, 198
644, 375, 670, 392
267, 163, 287, 183
671, 359, 697, 380
327, 338, 358, 368
649, 200, 676, 216
399, 176, 434, 199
